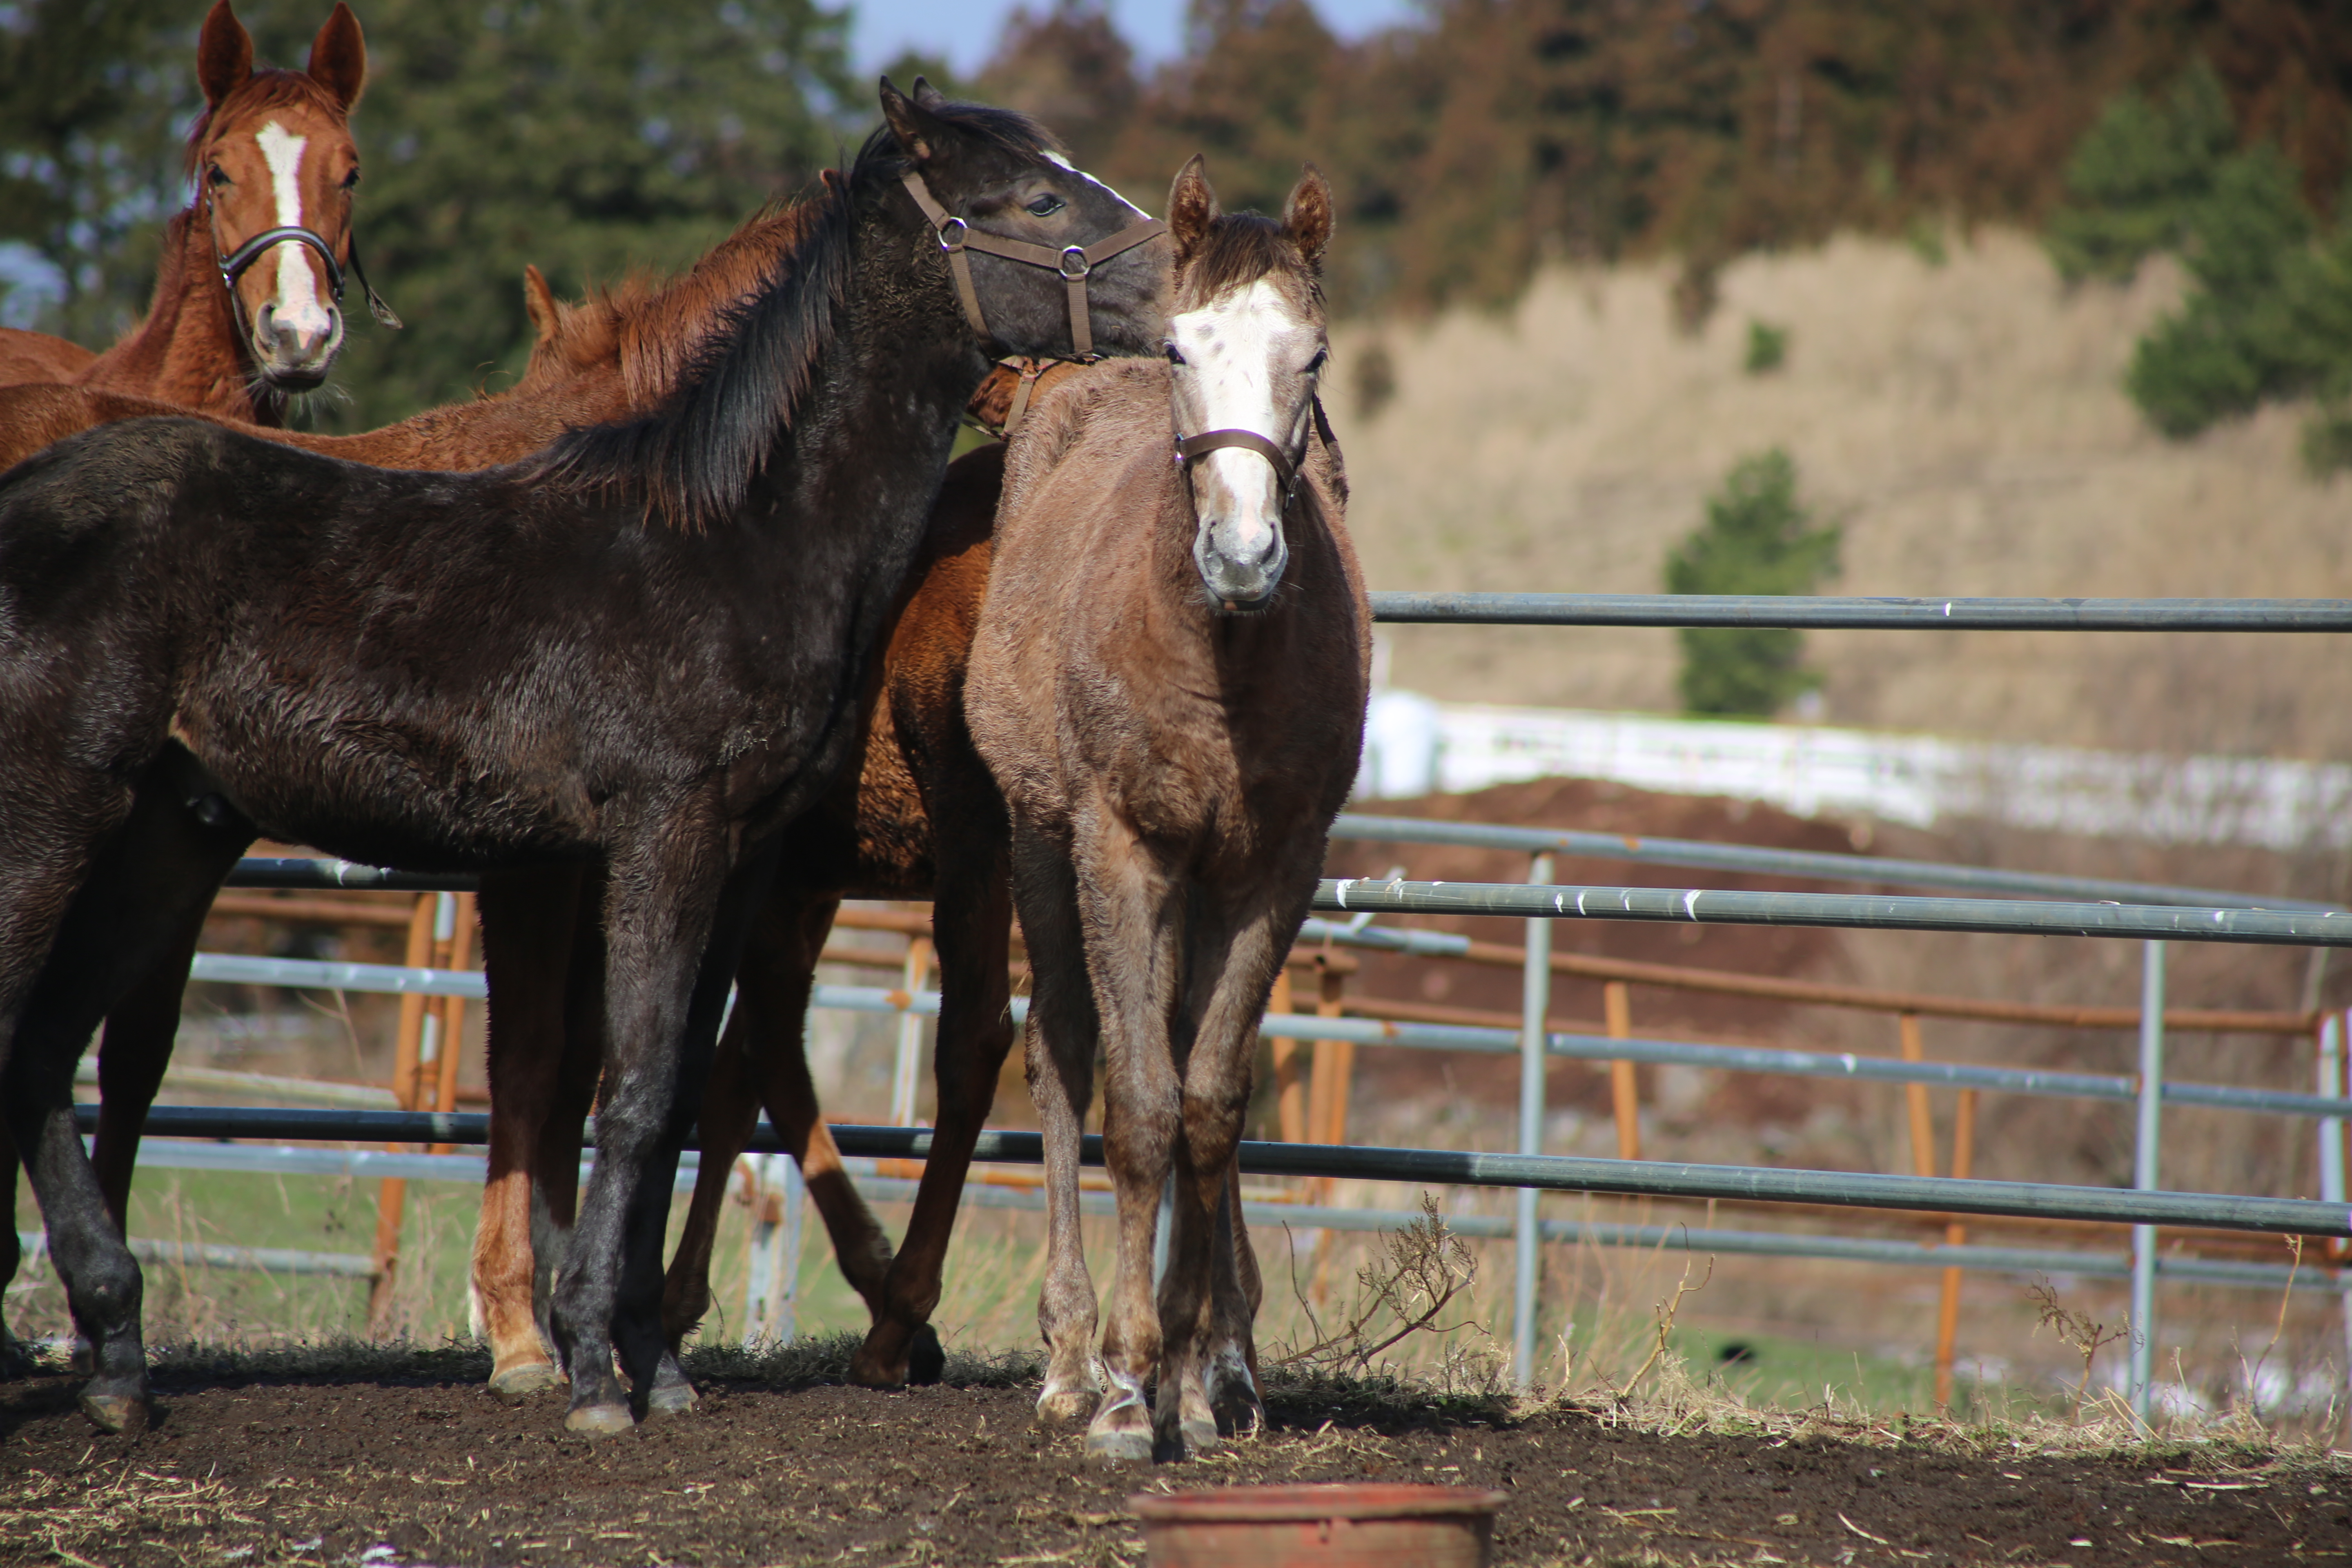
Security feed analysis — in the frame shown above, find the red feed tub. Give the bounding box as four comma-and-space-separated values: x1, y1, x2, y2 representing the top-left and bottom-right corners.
1128, 1483, 1509, 1567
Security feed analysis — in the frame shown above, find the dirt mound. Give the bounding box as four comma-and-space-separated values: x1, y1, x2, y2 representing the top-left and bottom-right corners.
3, 1354, 2339, 1566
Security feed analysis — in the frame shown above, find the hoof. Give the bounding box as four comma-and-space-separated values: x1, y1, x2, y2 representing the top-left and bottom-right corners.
79, 1390, 150, 1436
1083, 1425, 1154, 1465
1035, 1386, 1096, 1429
488, 1362, 563, 1405
1178, 1413, 1220, 1457
562, 1401, 635, 1438
644, 1357, 697, 1416
906, 1324, 945, 1385
847, 1343, 906, 1391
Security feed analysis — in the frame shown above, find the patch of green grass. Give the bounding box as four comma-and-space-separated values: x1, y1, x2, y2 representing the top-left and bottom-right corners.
1666, 1325, 2001, 1420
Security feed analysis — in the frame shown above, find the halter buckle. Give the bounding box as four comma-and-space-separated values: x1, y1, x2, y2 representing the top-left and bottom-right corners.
1058, 246, 1091, 280
935, 215, 969, 253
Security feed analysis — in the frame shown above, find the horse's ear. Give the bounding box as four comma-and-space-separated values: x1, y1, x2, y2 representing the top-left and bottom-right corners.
197, 0, 254, 111
522, 265, 559, 348
1283, 163, 1334, 269
880, 77, 940, 164
1167, 155, 1219, 270
306, 2, 368, 111
913, 77, 950, 110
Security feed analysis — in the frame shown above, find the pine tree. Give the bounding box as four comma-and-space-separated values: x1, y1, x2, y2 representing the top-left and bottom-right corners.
1665, 450, 1840, 718
2044, 61, 2236, 285
0, 0, 853, 427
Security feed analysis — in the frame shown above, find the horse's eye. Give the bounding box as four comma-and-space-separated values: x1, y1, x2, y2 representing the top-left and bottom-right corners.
1165, 343, 1186, 366
206, 165, 231, 188
1304, 347, 1329, 374
342, 168, 361, 189
1026, 194, 1066, 217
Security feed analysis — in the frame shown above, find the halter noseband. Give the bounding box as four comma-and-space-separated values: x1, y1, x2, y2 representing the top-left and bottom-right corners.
1174, 427, 1303, 506
212, 215, 403, 333
900, 171, 1164, 361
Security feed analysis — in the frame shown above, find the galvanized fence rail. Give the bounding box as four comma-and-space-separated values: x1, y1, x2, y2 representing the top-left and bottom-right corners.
1368, 593, 2352, 630
85, 1108, 2352, 1239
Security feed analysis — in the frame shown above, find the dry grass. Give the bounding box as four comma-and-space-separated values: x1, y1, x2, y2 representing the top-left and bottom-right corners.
1338, 229, 2352, 762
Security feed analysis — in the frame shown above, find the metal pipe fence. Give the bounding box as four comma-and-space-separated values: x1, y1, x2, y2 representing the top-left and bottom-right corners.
52, 1143, 2338, 1296
1368, 592, 2352, 631
86, 1108, 2352, 1239
172, 590, 2352, 1406
1316, 876, 2352, 946
1329, 814, 2347, 912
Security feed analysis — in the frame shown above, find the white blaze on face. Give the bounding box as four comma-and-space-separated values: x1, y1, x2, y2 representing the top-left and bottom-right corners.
253, 120, 337, 346
1042, 149, 1149, 218
1169, 277, 1317, 561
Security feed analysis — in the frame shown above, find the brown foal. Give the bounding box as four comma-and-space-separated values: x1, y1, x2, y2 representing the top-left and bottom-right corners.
966, 160, 1370, 1461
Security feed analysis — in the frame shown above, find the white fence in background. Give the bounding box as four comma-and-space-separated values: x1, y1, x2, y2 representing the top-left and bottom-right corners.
1358, 692, 2352, 851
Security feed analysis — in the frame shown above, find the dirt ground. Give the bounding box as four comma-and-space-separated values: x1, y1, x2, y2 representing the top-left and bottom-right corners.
3, 1349, 2345, 1568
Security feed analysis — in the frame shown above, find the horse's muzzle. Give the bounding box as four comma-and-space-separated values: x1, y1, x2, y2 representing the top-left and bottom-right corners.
1196, 526, 1288, 612
252, 302, 345, 389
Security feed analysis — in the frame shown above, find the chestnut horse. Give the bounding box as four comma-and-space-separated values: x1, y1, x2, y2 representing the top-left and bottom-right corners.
0, 2, 383, 413
0, 211, 823, 1369
967, 159, 1368, 1461
0, 83, 1165, 1437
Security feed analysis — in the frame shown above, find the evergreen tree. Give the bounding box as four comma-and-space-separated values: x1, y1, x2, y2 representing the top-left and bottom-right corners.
1665, 450, 1839, 718
307, 0, 854, 427
2123, 143, 2321, 436
2043, 61, 2237, 285
0, 0, 853, 427
0, 0, 235, 342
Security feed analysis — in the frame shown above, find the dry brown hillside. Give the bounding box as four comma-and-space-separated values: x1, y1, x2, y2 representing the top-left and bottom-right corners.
1334, 229, 2352, 762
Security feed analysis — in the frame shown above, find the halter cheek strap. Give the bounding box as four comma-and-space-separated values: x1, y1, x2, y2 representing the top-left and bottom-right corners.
900, 171, 1165, 360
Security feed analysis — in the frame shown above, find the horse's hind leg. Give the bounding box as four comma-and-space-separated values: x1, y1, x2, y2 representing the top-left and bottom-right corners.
58, 905, 211, 1373
0, 1134, 27, 1376
666, 890, 898, 1357
0, 758, 253, 1432
1010, 817, 1107, 1430
853, 842, 1016, 1390
472, 868, 588, 1401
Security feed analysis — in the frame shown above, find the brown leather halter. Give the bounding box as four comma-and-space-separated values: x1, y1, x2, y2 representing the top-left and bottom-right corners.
1174, 427, 1299, 503
900, 170, 1164, 360
966, 356, 1089, 439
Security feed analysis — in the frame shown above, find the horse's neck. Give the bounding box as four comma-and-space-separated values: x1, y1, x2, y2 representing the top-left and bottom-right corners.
74, 210, 267, 425
711, 215, 987, 821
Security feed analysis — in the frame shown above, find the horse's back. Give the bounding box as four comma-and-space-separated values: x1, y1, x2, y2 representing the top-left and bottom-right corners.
0, 328, 99, 389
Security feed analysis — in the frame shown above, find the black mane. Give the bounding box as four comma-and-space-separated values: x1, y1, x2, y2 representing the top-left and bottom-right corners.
541, 98, 1060, 530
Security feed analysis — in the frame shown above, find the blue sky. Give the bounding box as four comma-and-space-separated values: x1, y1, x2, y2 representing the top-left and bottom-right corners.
850, 0, 1421, 77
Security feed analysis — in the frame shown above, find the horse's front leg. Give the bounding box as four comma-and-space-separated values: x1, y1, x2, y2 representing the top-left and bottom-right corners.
551, 830, 763, 1435
1069, 804, 1186, 1463
854, 838, 1015, 1389
1170, 890, 1299, 1447
472, 867, 588, 1402
1010, 817, 1105, 1429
